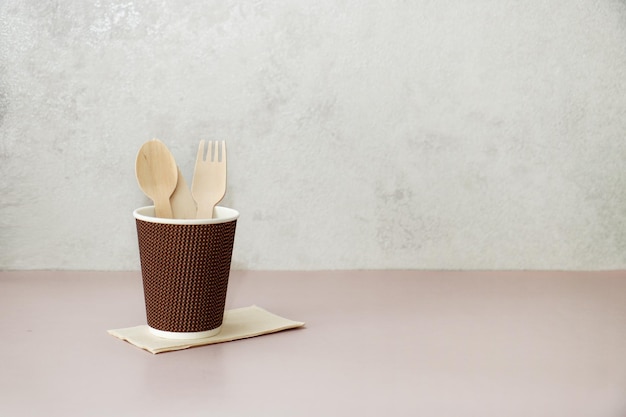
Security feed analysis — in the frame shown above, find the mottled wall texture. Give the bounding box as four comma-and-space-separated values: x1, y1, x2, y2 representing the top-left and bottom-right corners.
2, 1, 626, 270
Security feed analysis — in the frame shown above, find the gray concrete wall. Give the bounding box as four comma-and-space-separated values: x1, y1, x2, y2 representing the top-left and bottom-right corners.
2, 1, 626, 270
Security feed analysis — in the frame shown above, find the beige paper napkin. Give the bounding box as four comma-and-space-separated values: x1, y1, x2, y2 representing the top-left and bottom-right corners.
108, 305, 305, 354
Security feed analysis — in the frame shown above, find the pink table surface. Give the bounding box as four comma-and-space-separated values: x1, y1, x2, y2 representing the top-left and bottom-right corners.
1, 270, 625, 417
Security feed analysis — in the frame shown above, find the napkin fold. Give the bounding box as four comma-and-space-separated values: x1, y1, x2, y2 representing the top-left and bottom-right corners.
108, 305, 305, 354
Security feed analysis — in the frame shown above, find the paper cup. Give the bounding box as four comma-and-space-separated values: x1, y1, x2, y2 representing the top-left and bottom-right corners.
133, 206, 238, 339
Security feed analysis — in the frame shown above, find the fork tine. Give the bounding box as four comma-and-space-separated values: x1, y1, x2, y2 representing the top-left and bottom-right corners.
196, 139, 206, 164
215, 140, 223, 163
220, 140, 226, 163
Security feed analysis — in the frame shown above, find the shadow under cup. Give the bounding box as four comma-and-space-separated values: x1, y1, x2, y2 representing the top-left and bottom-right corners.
133, 206, 239, 339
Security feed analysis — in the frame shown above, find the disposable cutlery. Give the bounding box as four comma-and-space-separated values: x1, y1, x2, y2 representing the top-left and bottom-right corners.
191, 140, 227, 219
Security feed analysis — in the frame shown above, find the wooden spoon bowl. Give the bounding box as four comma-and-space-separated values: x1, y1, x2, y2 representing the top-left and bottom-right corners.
135, 139, 178, 218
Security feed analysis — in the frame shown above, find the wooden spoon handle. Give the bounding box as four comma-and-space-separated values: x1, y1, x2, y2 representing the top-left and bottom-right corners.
154, 198, 173, 218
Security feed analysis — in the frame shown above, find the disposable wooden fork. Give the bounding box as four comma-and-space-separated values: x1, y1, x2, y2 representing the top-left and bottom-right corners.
191, 140, 227, 219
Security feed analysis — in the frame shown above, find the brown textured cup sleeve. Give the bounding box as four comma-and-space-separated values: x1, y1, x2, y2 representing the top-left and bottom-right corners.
136, 219, 237, 333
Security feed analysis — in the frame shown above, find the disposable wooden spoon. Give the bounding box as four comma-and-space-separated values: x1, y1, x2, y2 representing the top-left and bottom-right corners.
135, 139, 178, 218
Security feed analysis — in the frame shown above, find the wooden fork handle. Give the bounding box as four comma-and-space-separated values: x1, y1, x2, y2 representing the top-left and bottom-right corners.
196, 205, 214, 219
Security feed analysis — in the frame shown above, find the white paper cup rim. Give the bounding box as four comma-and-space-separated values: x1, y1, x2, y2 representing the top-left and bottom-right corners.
133, 206, 239, 225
